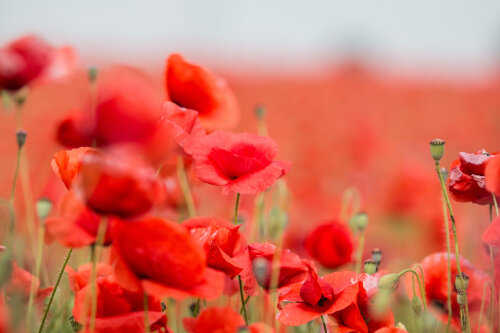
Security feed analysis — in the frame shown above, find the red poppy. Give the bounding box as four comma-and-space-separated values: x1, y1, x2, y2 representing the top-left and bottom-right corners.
182, 217, 248, 278
240, 242, 309, 295
183, 306, 244, 333
110, 217, 224, 300
403, 252, 490, 330
44, 191, 113, 248
191, 131, 291, 195
5, 262, 53, 303
485, 154, 500, 197
51, 147, 99, 189
76, 149, 164, 218
165, 53, 240, 131
482, 216, 500, 249
0, 35, 53, 91
277, 266, 360, 326
448, 151, 499, 205
305, 221, 353, 269
67, 263, 169, 333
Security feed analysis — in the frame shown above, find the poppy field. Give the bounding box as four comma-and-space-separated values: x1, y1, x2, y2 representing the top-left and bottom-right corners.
1, 33, 500, 333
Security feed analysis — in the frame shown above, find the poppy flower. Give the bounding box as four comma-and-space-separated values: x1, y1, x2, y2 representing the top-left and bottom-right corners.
485, 154, 500, 197
191, 131, 291, 195
448, 151, 499, 205
5, 262, 53, 303
110, 217, 224, 300
51, 147, 99, 189
305, 220, 353, 269
165, 53, 240, 131
182, 217, 248, 278
0, 35, 53, 91
482, 216, 500, 249
44, 191, 113, 248
403, 252, 490, 330
67, 263, 169, 333
76, 149, 164, 218
240, 242, 309, 295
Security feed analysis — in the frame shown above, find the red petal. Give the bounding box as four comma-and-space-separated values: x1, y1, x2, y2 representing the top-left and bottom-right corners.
276, 302, 321, 326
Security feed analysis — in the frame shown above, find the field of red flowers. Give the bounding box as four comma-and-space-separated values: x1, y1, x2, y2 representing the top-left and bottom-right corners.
1, 34, 500, 333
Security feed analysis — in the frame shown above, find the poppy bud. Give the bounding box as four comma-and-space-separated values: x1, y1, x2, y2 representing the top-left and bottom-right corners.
455, 272, 469, 291
372, 248, 382, 266
252, 257, 270, 287
88, 66, 98, 83
16, 129, 27, 148
364, 259, 377, 275
372, 288, 392, 318
440, 167, 449, 181
36, 198, 52, 220
410, 296, 422, 316
349, 212, 368, 232
378, 273, 399, 290
430, 139, 445, 162
254, 105, 266, 119
457, 290, 467, 306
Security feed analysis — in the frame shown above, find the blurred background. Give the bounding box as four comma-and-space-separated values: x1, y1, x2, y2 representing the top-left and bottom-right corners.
2, 0, 500, 270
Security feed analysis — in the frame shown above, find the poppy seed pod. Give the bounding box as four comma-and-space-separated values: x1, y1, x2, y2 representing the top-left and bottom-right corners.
456, 290, 467, 306
430, 139, 445, 162
349, 212, 368, 232
16, 129, 27, 148
364, 259, 377, 275
455, 272, 469, 291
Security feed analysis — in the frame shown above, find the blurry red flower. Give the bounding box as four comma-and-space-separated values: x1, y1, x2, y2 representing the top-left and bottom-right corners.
76, 149, 164, 218
6, 262, 53, 303
51, 147, 99, 189
404, 252, 490, 330
0, 35, 53, 91
482, 216, 500, 249
67, 263, 169, 333
240, 242, 309, 295
448, 151, 499, 205
165, 53, 240, 131
183, 217, 248, 278
485, 154, 500, 197
305, 220, 353, 269
45, 191, 113, 248
111, 218, 224, 300
192, 131, 291, 195
374, 328, 408, 333
183, 306, 244, 333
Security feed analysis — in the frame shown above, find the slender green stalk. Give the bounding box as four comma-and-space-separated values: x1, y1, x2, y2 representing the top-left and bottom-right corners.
493, 194, 499, 217
37, 248, 73, 333
320, 315, 328, 332
233, 193, 248, 324
144, 291, 151, 333
26, 224, 45, 330
240, 296, 250, 314
177, 156, 196, 218
89, 217, 108, 332
354, 231, 366, 273
441, 192, 453, 332
477, 281, 493, 333
233, 193, 241, 225
8, 145, 22, 236
339, 187, 360, 222
398, 268, 428, 313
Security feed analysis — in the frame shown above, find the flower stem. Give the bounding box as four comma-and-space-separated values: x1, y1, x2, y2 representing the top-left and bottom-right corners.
320, 315, 327, 332
177, 156, 196, 218
234, 193, 241, 225
477, 281, 493, 333
492, 194, 499, 217
37, 248, 73, 333
27, 223, 45, 330
144, 291, 151, 333
233, 193, 248, 325
89, 217, 108, 332
398, 268, 428, 313
8, 141, 22, 237
354, 231, 365, 273
435, 162, 470, 333
442, 184, 453, 332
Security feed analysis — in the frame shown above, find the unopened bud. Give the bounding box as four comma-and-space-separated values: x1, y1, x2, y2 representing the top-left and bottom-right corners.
349, 212, 368, 232
455, 272, 469, 291
252, 257, 270, 287
440, 167, 449, 181
364, 259, 377, 275
372, 248, 382, 266
457, 290, 467, 306
254, 105, 266, 119
430, 139, 445, 162
36, 198, 52, 220
88, 67, 98, 83
410, 296, 422, 316
378, 273, 399, 290
16, 130, 27, 148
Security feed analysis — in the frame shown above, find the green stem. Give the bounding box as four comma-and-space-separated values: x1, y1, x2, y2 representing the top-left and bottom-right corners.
442, 195, 453, 332
436, 162, 470, 333
37, 248, 73, 333
398, 268, 428, 312
238, 276, 248, 325
234, 193, 241, 225
339, 187, 360, 222
144, 291, 151, 333
354, 231, 365, 273
493, 194, 499, 217
477, 281, 493, 333
8, 144, 22, 236
89, 217, 108, 331
240, 296, 251, 314
177, 156, 196, 218
320, 315, 327, 332
27, 224, 45, 330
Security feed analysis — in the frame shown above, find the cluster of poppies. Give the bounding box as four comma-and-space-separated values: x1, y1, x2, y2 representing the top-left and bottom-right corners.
1, 34, 500, 333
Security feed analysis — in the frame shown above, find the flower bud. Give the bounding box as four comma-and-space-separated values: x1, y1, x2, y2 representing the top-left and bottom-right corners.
16, 129, 27, 148
430, 139, 445, 162
88, 66, 98, 83
364, 259, 377, 275
349, 212, 368, 232
440, 167, 449, 182
410, 296, 422, 316
455, 272, 469, 291
36, 198, 52, 220
456, 290, 467, 306
252, 257, 270, 287
371, 248, 382, 266
254, 105, 266, 119
378, 273, 399, 290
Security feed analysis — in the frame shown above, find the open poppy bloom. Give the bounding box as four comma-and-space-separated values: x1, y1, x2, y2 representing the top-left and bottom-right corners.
182, 217, 249, 278
44, 191, 113, 248
448, 151, 499, 205
305, 220, 353, 269
403, 252, 490, 331
240, 242, 309, 295
76, 149, 165, 219
5, 262, 53, 303
67, 263, 169, 333
51, 147, 99, 189
191, 131, 291, 195
111, 217, 224, 300
165, 53, 240, 131
485, 154, 500, 197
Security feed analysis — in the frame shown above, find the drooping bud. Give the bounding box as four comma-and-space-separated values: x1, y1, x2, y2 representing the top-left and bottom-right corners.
455, 272, 469, 291
372, 248, 382, 266
88, 66, 98, 83
377, 273, 399, 290
349, 212, 368, 232
430, 139, 445, 162
456, 290, 467, 306
36, 198, 52, 220
410, 296, 422, 316
16, 129, 27, 148
364, 259, 377, 275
